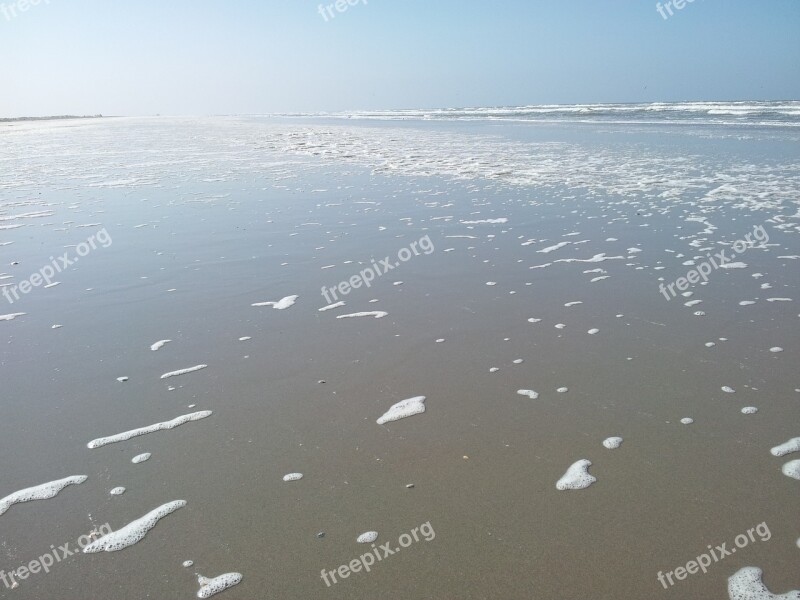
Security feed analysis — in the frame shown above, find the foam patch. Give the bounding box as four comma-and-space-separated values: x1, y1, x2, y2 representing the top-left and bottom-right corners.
83, 500, 187, 553
87, 411, 213, 448
377, 396, 426, 425
556, 460, 596, 490
0, 476, 88, 517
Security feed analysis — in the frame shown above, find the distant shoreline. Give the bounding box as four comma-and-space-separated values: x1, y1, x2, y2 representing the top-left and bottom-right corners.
0, 114, 105, 123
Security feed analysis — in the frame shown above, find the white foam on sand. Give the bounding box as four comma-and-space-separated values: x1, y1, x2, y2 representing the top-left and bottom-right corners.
357, 531, 378, 544
556, 460, 596, 490
517, 390, 539, 399
319, 301, 345, 312
377, 396, 426, 425
87, 411, 213, 448
722, 386, 736, 393
110, 487, 126, 496
197, 573, 243, 599
337, 311, 388, 319
0, 475, 88, 517
0, 313, 26, 321
132, 453, 151, 464
151, 340, 171, 351
603, 437, 623, 449
161, 365, 208, 379
782, 459, 800, 480
681, 418, 694, 425
741, 407, 759, 415
83, 500, 187, 553
283, 473, 303, 482
727, 566, 800, 600
460, 218, 508, 224
719, 262, 748, 269
538, 242, 571, 253
771, 438, 800, 457
252, 295, 298, 309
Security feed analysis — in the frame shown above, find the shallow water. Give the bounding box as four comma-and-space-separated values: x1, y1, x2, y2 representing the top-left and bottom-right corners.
0, 115, 798, 599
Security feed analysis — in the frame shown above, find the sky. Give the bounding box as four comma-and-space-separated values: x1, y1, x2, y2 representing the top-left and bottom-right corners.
2, 0, 799, 117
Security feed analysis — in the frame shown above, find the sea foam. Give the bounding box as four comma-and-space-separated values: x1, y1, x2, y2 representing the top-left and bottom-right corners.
197, 573, 243, 599
83, 500, 186, 553
0, 475, 87, 517
87, 411, 213, 448
727, 567, 799, 599
556, 460, 596, 490
377, 396, 426, 425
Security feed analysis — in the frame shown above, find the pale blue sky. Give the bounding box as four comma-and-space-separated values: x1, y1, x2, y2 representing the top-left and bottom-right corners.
2, 0, 799, 117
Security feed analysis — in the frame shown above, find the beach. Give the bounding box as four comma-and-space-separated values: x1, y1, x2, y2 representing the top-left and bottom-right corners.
0, 106, 798, 599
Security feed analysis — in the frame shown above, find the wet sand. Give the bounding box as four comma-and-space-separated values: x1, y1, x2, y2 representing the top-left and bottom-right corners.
0, 116, 798, 599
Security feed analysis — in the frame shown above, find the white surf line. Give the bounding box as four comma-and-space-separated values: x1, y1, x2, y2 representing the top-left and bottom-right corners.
319, 301, 345, 312
87, 411, 213, 449
0, 313, 26, 321
150, 339, 171, 351
0, 476, 88, 517
161, 365, 208, 379
83, 500, 186, 553
336, 311, 388, 319
251, 294, 298, 310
